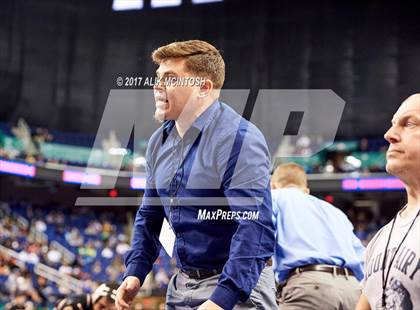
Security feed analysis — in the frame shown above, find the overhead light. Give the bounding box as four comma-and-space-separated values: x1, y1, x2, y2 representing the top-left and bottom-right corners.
192, 0, 223, 3
112, 0, 143, 11
151, 0, 182, 8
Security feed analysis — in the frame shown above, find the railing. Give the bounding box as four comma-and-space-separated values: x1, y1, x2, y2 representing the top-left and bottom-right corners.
50, 240, 76, 265
0, 244, 83, 294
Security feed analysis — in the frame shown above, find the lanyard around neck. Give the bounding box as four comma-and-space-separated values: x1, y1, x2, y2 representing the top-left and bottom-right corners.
381, 206, 420, 308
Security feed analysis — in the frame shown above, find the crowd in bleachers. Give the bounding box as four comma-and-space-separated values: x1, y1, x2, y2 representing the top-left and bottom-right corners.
0, 201, 176, 308
0, 253, 51, 309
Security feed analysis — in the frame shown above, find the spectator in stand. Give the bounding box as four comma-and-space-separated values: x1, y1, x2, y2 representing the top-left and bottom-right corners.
59, 262, 73, 276
92, 262, 104, 282
101, 221, 113, 240
65, 228, 84, 248
85, 220, 103, 236
115, 237, 130, 257
5, 291, 35, 310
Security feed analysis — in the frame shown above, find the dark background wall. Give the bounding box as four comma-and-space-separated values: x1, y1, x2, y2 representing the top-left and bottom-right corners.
0, 0, 419, 139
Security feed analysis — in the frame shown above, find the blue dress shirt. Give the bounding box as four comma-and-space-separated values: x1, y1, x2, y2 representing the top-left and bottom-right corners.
124, 100, 275, 309
271, 188, 365, 283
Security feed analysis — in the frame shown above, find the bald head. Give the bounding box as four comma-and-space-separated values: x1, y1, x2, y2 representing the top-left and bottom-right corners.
405, 93, 420, 104
384, 93, 420, 182
394, 94, 420, 119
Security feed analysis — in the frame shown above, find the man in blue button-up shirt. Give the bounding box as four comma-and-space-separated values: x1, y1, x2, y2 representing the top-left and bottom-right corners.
271, 163, 364, 309
115, 40, 276, 310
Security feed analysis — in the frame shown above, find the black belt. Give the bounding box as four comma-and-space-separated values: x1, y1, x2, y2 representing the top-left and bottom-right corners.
182, 258, 272, 280
181, 268, 222, 280
288, 264, 354, 279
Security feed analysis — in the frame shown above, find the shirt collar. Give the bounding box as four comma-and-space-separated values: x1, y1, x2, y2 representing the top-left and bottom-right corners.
190, 99, 220, 132
162, 99, 220, 138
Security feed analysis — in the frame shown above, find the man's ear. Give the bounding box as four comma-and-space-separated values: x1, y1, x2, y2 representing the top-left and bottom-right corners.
304, 187, 310, 194
199, 79, 213, 98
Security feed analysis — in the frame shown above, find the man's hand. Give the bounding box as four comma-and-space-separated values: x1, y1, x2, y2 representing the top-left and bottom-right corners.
115, 276, 141, 310
197, 300, 224, 310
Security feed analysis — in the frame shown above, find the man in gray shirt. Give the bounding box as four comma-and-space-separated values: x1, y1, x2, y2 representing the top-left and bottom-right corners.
356, 94, 420, 310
